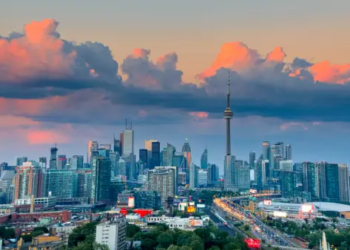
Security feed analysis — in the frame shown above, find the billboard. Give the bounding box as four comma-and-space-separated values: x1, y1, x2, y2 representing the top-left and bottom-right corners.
188, 219, 203, 227
301, 204, 314, 213
263, 200, 272, 206
273, 211, 287, 218
128, 197, 135, 208
197, 204, 206, 208
178, 202, 188, 211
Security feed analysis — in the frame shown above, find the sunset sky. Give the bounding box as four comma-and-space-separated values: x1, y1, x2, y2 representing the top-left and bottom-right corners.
1, 0, 350, 168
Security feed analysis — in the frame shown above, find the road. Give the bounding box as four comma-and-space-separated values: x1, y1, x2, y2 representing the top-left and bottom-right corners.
214, 198, 298, 248
204, 208, 235, 237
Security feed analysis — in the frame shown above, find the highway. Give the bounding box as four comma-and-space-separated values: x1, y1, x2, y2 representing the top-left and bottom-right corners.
213, 198, 299, 248
205, 208, 235, 236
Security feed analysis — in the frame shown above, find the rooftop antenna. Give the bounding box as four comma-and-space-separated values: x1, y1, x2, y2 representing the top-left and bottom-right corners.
125, 118, 127, 129
51, 135, 57, 148
131, 121, 132, 129
227, 70, 231, 108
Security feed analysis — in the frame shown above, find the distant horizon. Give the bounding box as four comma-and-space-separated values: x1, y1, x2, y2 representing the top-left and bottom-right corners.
1, 1, 350, 169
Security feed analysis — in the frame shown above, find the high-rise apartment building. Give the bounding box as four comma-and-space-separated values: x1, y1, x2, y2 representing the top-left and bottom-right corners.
234, 160, 250, 191
198, 169, 208, 186
14, 162, 44, 200
200, 149, 208, 169
302, 162, 320, 200
285, 144, 292, 160
224, 155, 235, 191
280, 171, 297, 198
160, 148, 167, 166
95, 215, 127, 250
338, 164, 350, 202
148, 167, 175, 203
45, 169, 76, 198
70, 155, 84, 170
325, 163, 339, 202
91, 157, 111, 204
87, 141, 98, 164
75, 169, 92, 199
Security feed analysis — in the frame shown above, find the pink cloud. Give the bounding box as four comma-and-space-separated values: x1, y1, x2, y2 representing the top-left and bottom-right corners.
280, 122, 308, 131
189, 112, 209, 119
310, 61, 350, 84
0, 19, 76, 82
26, 130, 69, 145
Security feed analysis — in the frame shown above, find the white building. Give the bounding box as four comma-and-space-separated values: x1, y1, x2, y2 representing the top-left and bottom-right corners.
198, 170, 207, 187
95, 215, 126, 250
15, 196, 56, 208
122, 129, 134, 156
146, 216, 205, 230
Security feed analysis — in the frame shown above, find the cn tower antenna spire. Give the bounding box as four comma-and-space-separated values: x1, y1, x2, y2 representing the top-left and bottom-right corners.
227, 70, 231, 108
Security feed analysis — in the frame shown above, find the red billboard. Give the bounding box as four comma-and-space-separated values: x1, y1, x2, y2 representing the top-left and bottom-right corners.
244, 238, 260, 248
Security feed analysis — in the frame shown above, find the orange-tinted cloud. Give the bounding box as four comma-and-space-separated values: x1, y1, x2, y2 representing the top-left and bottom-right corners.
265, 47, 286, 63
198, 42, 259, 79
310, 61, 350, 84
189, 112, 209, 119
26, 130, 69, 145
0, 19, 76, 82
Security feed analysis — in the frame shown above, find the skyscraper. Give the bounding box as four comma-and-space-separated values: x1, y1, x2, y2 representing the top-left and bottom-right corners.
70, 155, 84, 170
91, 156, 112, 204
14, 161, 44, 200
151, 141, 160, 169
113, 136, 121, 155
139, 149, 148, 168
166, 143, 176, 166
223, 71, 234, 191
285, 144, 292, 160
338, 164, 350, 202
182, 140, 191, 183
49, 146, 58, 169
200, 149, 208, 169
145, 139, 158, 167
207, 164, 219, 186
274, 142, 284, 159
262, 141, 270, 161
249, 152, 256, 169
88, 141, 98, 164
122, 128, 134, 156
57, 155, 67, 170
302, 162, 320, 200
189, 163, 199, 188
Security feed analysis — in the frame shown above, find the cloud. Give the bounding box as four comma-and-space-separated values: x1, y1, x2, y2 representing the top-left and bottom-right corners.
280, 122, 308, 131
26, 130, 69, 145
1, 18, 350, 129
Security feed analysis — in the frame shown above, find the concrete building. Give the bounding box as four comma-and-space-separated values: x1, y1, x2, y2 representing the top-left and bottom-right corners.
122, 129, 134, 156
95, 215, 126, 250
148, 168, 175, 203
87, 141, 98, 164
14, 162, 44, 200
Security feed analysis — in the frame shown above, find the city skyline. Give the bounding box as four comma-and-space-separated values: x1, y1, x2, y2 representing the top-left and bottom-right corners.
1, 1, 350, 166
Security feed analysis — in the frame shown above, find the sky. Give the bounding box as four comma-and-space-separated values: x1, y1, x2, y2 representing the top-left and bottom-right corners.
1, 0, 350, 169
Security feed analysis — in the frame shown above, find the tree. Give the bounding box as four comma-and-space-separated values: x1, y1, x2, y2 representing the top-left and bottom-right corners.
167, 245, 179, 250
157, 232, 174, 249
0, 227, 15, 239
244, 224, 250, 231
179, 246, 191, 250
68, 222, 98, 248
208, 247, 220, 250
141, 238, 157, 250
127, 224, 141, 238
194, 228, 212, 242
190, 240, 204, 250
22, 235, 33, 242
223, 242, 241, 250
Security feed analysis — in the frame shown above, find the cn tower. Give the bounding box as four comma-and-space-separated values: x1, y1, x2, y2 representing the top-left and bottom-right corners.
224, 71, 233, 155
224, 71, 233, 191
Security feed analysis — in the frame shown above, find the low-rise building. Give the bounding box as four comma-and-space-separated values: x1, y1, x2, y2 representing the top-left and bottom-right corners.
95, 214, 126, 250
